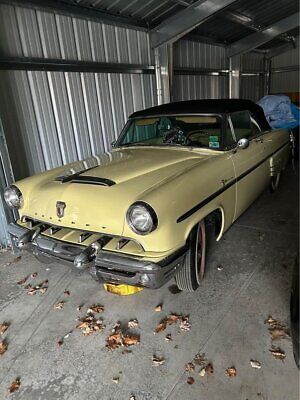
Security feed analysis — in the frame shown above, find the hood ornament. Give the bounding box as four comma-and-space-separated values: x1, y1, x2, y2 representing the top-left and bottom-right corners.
56, 201, 66, 218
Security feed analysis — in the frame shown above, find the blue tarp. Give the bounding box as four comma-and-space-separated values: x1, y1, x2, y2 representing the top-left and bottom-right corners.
257, 95, 300, 129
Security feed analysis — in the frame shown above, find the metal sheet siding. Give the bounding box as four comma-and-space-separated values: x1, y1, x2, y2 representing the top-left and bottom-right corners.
271, 47, 299, 93
173, 40, 229, 100
0, 4, 157, 181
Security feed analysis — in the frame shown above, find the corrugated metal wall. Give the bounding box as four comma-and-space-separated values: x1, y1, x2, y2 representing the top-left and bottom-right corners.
271, 47, 299, 93
173, 40, 229, 101
0, 4, 157, 180
240, 52, 265, 102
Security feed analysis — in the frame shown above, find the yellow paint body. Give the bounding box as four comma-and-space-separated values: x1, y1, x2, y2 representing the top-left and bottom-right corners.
14, 127, 290, 263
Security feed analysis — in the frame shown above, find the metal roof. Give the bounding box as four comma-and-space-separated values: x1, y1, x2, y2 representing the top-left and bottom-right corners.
13, 0, 300, 51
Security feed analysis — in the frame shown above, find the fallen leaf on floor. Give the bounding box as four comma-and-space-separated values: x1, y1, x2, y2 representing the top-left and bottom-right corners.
185, 362, 195, 372
77, 304, 84, 311
155, 304, 162, 312
129, 395, 136, 400
30, 272, 38, 278
250, 360, 262, 369
199, 362, 214, 378
165, 334, 172, 342
128, 319, 139, 329
187, 377, 195, 385
0, 340, 8, 355
17, 275, 29, 286
87, 304, 104, 314
64, 290, 70, 296
225, 366, 237, 377
57, 330, 73, 346
155, 314, 190, 333
54, 301, 65, 310
269, 346, 286, 360
264, 315, 290, 341
179, 317, 191, 332
217, 265, 224, 271
112, 377, 119, 384
8, 378, 21, 393
39, 287, 47, 295
152, 355, 165, 366
77, 314, 105, 336
106, 324, 140, 350
194, 352, 206, 366
0, 323, 9, 336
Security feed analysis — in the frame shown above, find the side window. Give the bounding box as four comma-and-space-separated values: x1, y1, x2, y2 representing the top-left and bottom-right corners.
230, 111, 253, 141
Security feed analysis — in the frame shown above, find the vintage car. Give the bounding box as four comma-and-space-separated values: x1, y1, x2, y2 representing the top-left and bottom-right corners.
5, 99, 291, 291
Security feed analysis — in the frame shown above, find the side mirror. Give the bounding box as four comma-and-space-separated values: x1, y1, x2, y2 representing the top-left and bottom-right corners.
237, 138, 249, 149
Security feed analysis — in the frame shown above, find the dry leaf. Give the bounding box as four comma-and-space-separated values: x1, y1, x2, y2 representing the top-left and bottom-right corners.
155, 304, 162, 312
270, 328, 289, 341
27, 288, 37, 295
57, 339, 64, 346
179, 317, 191, 332
0, 323, 9, 336
152, 355, 165, 366
112, 377, 119, 384
8, 378, 21, 393
39, 287, 47, 295
165, 334, 172, 342
217, 265, 224, 271
64, 290, 70, 296
87, 304, 104, 314
123, 335, 140, 346
250, 360, 262, 369
0, 340, 8, 355
199, 363, 214, 378
199, 367, 206, 377
225, 366, 237, 377
128, 319, 139, 329
194, 353, 206, 366
129, 395, 136, 400
54, 301, 65, 310
77, 304, 84, 311
77, 314, 105, 336
269, 346, 286, 360
31, 272, 38, 278
106, 324, 139, 350
155, 314, 190, 333
17, 275, 29, 286
187, 377, 195, 385
185, 362, 195, 372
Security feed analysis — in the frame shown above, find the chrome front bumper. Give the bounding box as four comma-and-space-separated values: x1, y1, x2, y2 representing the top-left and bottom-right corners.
8, 222, 187, 289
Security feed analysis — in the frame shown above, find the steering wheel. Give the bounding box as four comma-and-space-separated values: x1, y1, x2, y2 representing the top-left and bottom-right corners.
163, 127, 187, 145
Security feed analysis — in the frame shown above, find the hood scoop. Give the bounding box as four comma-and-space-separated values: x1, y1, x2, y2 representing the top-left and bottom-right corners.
55, 174, 115, 186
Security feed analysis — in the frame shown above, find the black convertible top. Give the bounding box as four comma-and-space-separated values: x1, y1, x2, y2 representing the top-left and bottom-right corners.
130, 99, 271, 131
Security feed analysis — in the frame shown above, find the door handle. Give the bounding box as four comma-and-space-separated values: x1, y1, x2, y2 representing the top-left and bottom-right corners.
255, 137, 264, 143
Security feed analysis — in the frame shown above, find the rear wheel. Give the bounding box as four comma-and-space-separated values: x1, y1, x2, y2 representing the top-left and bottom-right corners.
175, 220, 206, 292
270, 172, 281, 192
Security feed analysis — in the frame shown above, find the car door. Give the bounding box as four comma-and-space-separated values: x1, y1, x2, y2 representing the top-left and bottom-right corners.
228, 111, 269, 221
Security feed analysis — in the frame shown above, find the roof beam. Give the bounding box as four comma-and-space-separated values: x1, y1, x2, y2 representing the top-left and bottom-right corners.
0, 0, 148, 30
150, 0, 238, 48
228, 13, 300, 57
266, 36, 299, 59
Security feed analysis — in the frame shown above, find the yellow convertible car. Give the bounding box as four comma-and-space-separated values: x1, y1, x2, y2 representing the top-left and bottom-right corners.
5, 99, 290, 291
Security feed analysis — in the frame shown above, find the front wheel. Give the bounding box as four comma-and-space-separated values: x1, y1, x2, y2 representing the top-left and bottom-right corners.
270, 172, 281, 192
175, 220, 206, 292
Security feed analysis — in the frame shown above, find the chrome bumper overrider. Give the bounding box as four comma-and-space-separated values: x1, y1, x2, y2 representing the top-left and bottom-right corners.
7, 222, 187, 289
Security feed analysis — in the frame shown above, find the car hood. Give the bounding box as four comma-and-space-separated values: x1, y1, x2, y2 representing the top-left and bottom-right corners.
17, 147, 215, 236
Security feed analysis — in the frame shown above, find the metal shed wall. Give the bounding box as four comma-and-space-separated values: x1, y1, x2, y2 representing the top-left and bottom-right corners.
0, 4, 157, 180
270, 47, 299, 93
173, 40, 229, 101
240, 52, 265, 102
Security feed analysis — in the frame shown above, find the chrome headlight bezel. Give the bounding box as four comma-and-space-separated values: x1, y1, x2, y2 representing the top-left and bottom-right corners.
4, 185, 23, 209
126, 202, 158, 235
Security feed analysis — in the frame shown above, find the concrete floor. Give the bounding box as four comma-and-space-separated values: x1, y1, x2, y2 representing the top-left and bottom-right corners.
0, 165, 299, 400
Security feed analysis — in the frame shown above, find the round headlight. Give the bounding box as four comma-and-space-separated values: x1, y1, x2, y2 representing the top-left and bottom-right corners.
126, 202, 158, 235
4, 185, 23, 209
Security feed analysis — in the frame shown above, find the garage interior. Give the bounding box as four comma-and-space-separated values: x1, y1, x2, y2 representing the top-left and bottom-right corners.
0, 0, 299, 399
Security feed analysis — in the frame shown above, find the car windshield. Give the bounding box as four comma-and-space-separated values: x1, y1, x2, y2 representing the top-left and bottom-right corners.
116, 115, 223, 149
